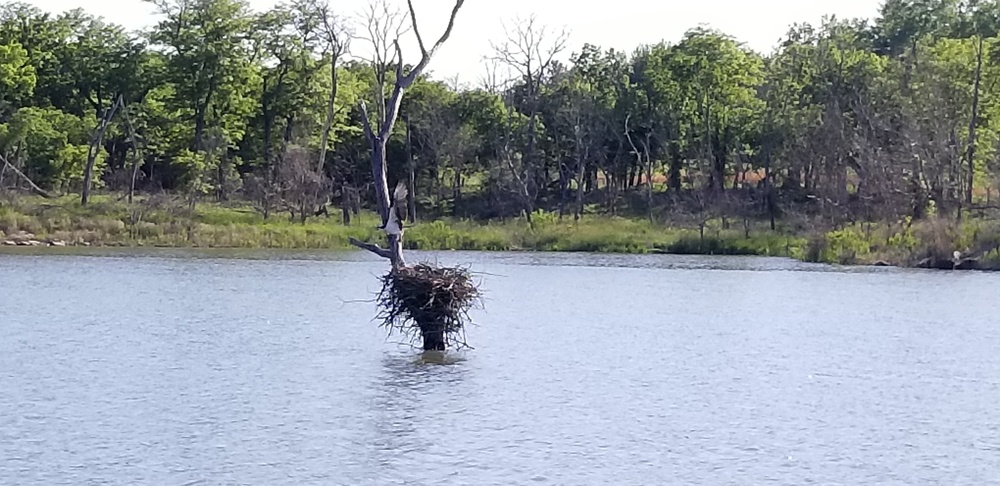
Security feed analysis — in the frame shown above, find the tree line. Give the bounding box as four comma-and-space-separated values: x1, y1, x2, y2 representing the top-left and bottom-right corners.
2, 0, 1000, 229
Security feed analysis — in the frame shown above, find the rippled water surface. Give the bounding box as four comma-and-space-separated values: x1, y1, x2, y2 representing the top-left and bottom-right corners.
2, 249, 1000, 485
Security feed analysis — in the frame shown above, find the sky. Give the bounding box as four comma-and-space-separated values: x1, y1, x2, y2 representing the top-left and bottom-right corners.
22, 0, 885, 86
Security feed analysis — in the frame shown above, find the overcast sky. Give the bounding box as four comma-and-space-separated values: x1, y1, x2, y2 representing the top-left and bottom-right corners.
23, 0, 883, 86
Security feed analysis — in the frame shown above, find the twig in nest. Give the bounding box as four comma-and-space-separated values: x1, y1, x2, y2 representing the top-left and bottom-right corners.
376, 263, 482, 350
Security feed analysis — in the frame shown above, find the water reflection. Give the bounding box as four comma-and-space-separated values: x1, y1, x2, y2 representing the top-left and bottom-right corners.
360, 351, 470, 482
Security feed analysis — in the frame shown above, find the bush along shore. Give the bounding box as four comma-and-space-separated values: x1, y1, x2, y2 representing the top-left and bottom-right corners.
2, 195, 999, 270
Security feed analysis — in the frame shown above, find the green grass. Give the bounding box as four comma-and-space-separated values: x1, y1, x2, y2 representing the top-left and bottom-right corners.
4, 193, 999, 269
798, 216, 1000, 268
0, 194, 803, 256
0, 194, 383, 249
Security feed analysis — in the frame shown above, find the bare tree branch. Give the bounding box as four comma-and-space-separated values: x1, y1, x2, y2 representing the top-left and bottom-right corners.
359, 0, 409, 127
400, 0, 465, 86
393, 39, 405, 89
349, 237, 393, 259
313, 0, 351, 175
359, 99, 375, 142
489, 15, 568, 87
355, 0, 465, 270
405, 0, 428, 55
0, 153, 53, 199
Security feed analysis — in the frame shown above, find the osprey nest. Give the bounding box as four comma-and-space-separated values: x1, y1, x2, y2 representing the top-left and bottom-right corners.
376, 263, 482, 350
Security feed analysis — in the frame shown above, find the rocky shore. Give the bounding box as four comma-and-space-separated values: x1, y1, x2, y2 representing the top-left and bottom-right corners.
1, 231, 72, 247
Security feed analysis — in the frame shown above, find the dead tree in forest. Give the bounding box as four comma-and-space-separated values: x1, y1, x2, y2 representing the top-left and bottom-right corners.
348, 0, 480, 351
311, 0, 350, 208
82, 95, 124, 205
624, 114, 655, 223
121, 101, 146, 204
490, 16, 568, 221
965, 35, 984, 207
278, 145, 328, 223
0, 153, 53, 198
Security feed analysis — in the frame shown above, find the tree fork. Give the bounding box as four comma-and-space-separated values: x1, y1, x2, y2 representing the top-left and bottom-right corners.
352, 0, 465, 273
82, 95, 124, 205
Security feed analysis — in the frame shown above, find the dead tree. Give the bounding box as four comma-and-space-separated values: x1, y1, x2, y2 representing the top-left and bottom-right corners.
0, 153, 52, 198
624, 114, 655, 222
965, 35, 984, 206
490, 16, 568, 219
350, 0, 465, 271
347, 0, 483, 352
311, 0, 350, 198
278, 145, 327, 223
121, 101, 145, 204
404, 113, 416, 222
82, 95, 124, 205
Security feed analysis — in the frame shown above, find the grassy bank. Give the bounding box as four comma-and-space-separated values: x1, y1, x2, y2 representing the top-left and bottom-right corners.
2, 194, 999, 269
802, 216, 1000, 269
0, 194, 801, 256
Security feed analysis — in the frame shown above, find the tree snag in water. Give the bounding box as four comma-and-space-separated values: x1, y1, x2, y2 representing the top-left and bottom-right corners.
349, 0, 481, 351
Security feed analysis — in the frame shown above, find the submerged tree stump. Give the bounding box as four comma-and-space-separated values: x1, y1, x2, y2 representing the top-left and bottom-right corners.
377, 264, 481, 350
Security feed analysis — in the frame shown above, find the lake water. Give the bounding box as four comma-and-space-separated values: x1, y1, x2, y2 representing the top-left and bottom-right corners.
2, 249, 999, 485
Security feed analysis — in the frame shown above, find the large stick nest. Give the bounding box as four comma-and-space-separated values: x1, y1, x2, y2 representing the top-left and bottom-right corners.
376, 263, 482, 349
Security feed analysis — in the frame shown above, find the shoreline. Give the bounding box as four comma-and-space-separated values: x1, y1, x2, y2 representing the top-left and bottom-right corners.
3, 195, 999, 271
2, 234, 997, 272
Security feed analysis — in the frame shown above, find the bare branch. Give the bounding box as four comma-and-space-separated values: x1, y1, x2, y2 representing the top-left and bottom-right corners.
359, 0, 409, 128
478, 57, 514, 94
430, 0, 464, 54
355, 0, 465, 270
372, 0, 466, 140
624, 114, 641, 162
349, 237, 392, 259
393, 39, 405, 86
0, 153, 53, 199
405, 0, 427, 55
359, 100, 375, 141
401, 0, 465, 86
316, 0, 351, 58
489, 15, 568, 89
358, 0, 408, 67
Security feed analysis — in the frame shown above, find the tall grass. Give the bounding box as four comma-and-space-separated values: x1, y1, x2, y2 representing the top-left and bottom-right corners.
6, 194, 997, 269
0, 195, 802, 256
801, 216, 1000, 268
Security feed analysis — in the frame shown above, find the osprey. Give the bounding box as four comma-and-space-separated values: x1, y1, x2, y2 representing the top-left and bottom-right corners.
379, 181, 408, 236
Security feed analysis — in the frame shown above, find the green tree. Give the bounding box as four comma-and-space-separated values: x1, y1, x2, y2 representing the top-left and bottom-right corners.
670, 28, 764, 192
0, 41, 35, 118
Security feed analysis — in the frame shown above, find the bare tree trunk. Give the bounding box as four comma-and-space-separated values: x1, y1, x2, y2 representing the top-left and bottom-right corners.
642, 136, 654, 223
352, 133, 404, 269
350, 0, 465, 274
453, 170, 462, 216
624, 114, 654, 222
405, 113, 416, 223
503, 150, 534, 223
82, 95, 123, 205
122, 101, 144, 204
703, 93, 714, 191
965, 36, 983, 206
574, 151, 586, 222
341, 184, 352, 225
317, 45, 341, 175
764, 144, 776, 231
